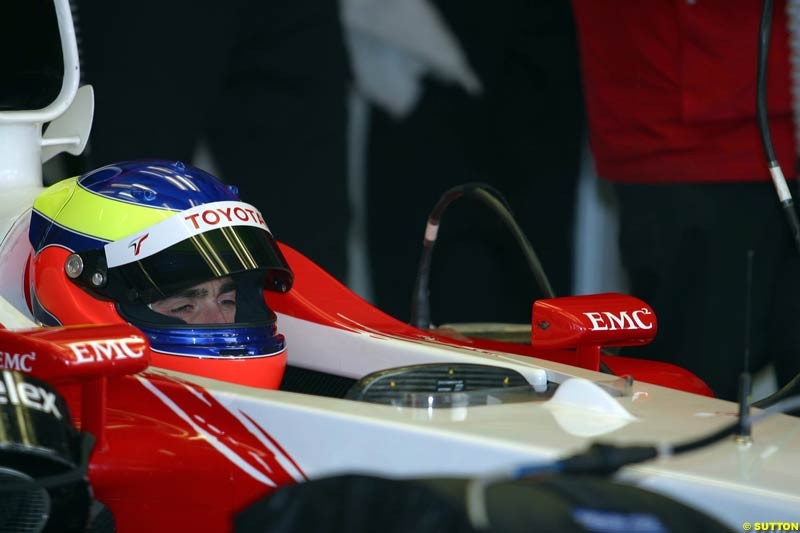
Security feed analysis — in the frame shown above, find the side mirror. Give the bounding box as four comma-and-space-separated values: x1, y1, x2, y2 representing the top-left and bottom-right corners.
0, 324, 150, 449
41, 85, 95, 163
531, 293, 657, 371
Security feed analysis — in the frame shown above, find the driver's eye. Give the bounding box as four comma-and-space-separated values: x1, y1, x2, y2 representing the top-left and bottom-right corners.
219, 291, 237, 307
170, 304, 194, 315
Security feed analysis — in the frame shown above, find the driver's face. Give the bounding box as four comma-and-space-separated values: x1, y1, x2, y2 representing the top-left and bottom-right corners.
149, 277, 237, 324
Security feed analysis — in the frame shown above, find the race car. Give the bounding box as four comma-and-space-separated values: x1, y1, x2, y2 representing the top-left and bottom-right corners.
1, 1, 799, 532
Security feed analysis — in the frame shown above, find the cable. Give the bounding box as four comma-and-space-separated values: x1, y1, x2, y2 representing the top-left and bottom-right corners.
753, 370, 800, 411
465, 393, 800, 530
565, 393, 800, 467
758, 0, 778, 164
410, 183, 555, 330
751, 394, 800, 423
747, 0, 800, 417
758, 0, 800, 253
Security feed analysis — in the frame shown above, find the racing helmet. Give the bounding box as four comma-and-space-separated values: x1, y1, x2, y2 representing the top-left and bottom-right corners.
26, 161, 293, 389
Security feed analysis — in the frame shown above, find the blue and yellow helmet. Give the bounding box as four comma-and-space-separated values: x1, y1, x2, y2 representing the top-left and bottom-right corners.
27, 160, 292, 388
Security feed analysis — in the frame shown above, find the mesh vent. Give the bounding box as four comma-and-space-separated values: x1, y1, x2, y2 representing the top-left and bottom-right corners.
358, 364, 528, 395
345, 363, 545, 406
280, 366, 357, 398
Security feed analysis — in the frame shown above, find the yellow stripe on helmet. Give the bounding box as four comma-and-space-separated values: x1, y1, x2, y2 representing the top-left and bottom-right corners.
33, 177, 179, 241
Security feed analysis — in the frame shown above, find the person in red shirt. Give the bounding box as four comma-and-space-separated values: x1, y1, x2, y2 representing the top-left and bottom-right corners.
571, 0, 800, 400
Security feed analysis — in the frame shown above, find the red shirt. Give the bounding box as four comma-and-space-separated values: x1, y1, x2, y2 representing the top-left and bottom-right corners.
571, 0, 796, 183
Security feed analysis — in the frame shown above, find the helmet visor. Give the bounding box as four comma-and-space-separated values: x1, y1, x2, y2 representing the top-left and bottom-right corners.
73, 225, 293, 304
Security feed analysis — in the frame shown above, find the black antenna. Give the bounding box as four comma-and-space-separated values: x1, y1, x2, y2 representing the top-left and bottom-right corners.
758, 0, 800, 253
736, 250, 754, 442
